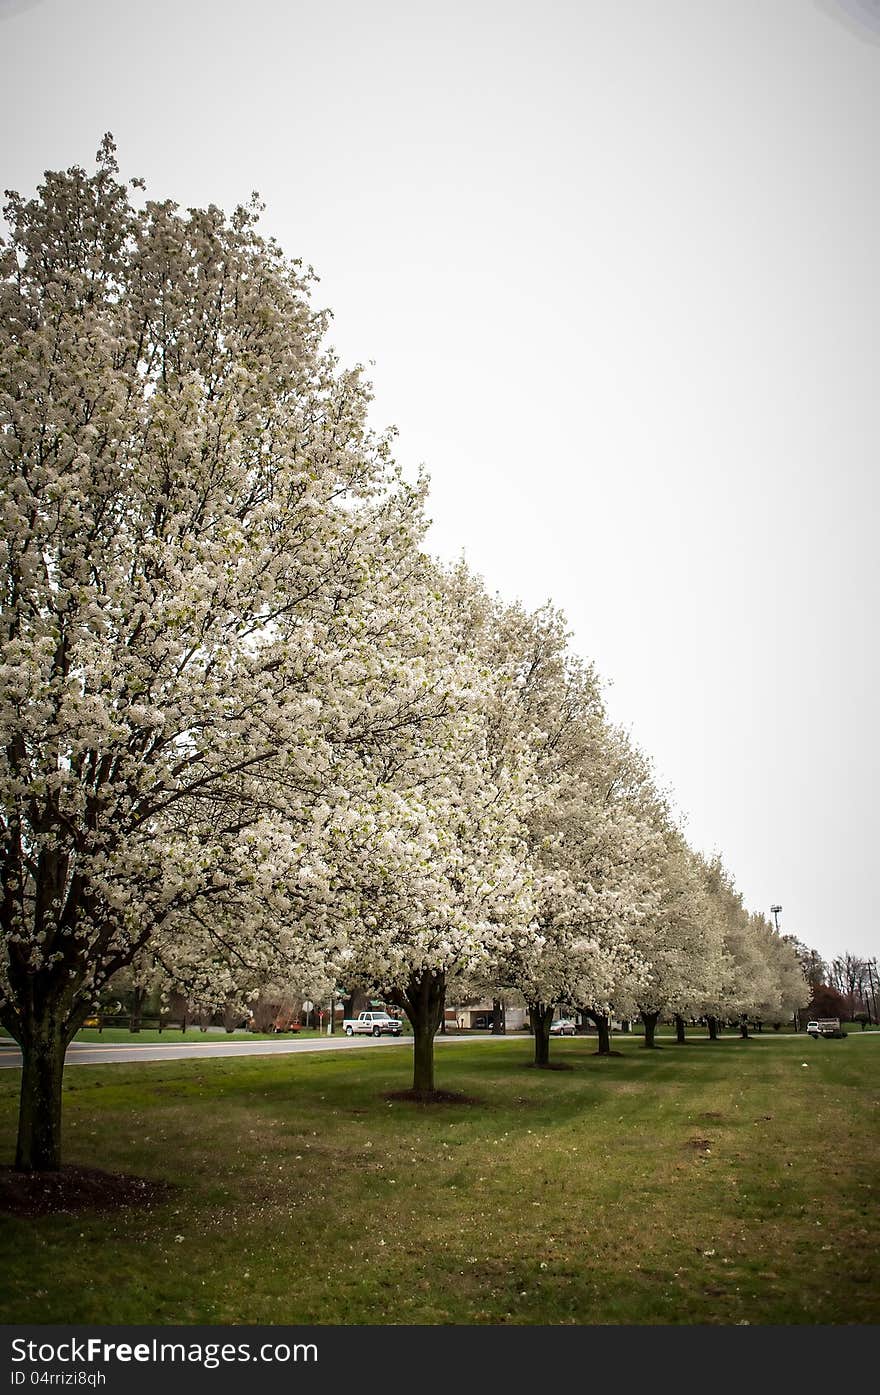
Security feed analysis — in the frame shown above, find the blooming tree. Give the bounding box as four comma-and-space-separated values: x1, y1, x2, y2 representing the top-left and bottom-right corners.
631, 838, 727, 1047
747, 913, 809, 1029
0, 139, 429, 1168
546, 724, 666, 1055
693, 858, 778, 1038
474, 601, 664, 1066
325, 565, 537, 1093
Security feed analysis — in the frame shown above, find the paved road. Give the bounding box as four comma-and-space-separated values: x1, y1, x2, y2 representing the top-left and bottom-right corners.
0, 1032, 512, 1069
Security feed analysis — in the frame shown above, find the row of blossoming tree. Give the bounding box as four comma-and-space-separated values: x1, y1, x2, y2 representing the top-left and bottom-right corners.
0, 141, 808, 1170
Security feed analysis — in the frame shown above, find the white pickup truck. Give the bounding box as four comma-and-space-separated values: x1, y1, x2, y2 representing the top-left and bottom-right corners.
806, 1018, 846, 1038
342, 1010, 403, 1038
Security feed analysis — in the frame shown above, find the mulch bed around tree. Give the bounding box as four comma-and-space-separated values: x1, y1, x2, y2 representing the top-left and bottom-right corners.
0, 1165, 174, 1218
592, 1050, 624, 1057
383, 1089, 480, 1106
522, 1060, 574, 1071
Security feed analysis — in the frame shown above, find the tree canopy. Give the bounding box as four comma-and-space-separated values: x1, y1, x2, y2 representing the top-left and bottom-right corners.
1, 140, 813, 1163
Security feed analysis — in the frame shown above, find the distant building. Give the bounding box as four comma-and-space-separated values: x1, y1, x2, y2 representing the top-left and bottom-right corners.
450, 1000, 528, 1030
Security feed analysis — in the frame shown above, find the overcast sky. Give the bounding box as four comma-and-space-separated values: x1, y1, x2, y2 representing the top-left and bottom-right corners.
2, 0, 878, 964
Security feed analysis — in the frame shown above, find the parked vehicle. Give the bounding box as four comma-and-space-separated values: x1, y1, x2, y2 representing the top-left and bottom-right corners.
343, 1011, 402, 1037
549, 1018, 577, 1036
806, 1018, 846, 1039
272, 1012, 302, 1033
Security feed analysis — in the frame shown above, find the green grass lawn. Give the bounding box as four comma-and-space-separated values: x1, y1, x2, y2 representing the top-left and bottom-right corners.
1, 1034, 877, 1325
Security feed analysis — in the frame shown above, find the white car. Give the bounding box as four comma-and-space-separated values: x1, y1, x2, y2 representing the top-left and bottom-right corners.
549, 1018, 577, 1036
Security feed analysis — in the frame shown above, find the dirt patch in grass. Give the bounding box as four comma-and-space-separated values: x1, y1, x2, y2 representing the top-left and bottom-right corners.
383, 1089, 480, 1106
698, 1112, 726, 1122
0, 1165, 173, 1218
686, 1137, 712, 1151
521, 1061, 574, 1072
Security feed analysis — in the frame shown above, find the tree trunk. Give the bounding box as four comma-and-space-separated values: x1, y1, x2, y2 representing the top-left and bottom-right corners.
129, 985, 147, 1034
674, 1014, 687, 1044
707, 1015, 719, 1041
491, 998, 504, 1035
393, 969, 445, 1095
583, 1008, 611, 1054
739, 1018, 750, 1039
345, 988, 371, 1021
640, 1009, 660, 1048
15, 1021, 68, 1172
528, 1002, 554, 1066
412, 1017, 435, 1090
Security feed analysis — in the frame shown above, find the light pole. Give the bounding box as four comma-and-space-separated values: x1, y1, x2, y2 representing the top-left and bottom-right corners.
866, 958, 879, 1026
770, 905, 793, 1030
